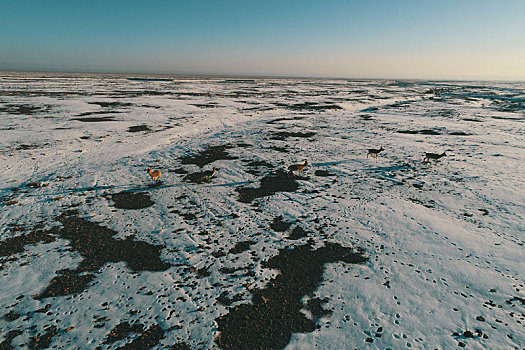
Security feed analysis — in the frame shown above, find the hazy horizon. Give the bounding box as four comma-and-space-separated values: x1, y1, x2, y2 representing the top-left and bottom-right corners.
3, 69, 525, 83
1, 1, 524, 81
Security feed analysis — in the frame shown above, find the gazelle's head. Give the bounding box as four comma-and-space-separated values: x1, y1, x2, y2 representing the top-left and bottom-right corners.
379, 146, 384, 151
146, 168, 152, 175
304, 160, 310, 166
441, 152, 447, 156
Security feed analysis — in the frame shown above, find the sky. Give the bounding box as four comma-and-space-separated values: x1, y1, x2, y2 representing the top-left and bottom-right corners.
1, 0, 524, 80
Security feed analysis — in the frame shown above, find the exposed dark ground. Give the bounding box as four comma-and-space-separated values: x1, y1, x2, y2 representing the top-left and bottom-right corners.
180, 144, 238, 168
215, 243, 368, 349
111, 191, 155, 209
236, 171, 302, 203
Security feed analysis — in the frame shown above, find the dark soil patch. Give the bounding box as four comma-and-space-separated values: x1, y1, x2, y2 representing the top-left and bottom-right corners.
72, 116, 117, 122
191, 103, 220, 108
182, 212, 197, 221
111, 191, 154, 209
229, 241, 255, 254
180, 144, 237, 168
196, 266, 211, 278
169, 167, 189, 174
386, 101, 411, 108
215, 243, 368, 349
276, 102, 342, 111
236, 171, 300, 203
104, 322, 144, 344
236, 142, 252, 148
478, 208, 489, 216
0, 330, 23, 349
360, 106, 378, 112
244, 160, 274, 168
288, 226, 308, 240
434, 109, 458, 118
29, 326, 57, 349
38, 270, 95, 298
169, 209, 197, 221
4, 311, 20, 321
88, 101, 133, 108
0, 229, 56, 259
409, 198, 435, 208
244, 160, 274, 175
449, 131, 472, 136
127, 125, 151, 132
116, 324, 165, 350
399, 128, 470, 136
266, 116, 307, 124
76, 110, 123, 117
398, 129, 441, 135
0, 104, 45, 115
315, 170, 335, 177
16, 143, 48, 151
491, 115, 525, 121
270, 131, 316, 140
270, 216, 293, 232
168, 343, 192, 350
37, 211, 171, 299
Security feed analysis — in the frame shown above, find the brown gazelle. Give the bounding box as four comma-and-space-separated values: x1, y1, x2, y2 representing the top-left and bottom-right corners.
424, 152, 447, 163
146, 168, 162, 185
288, 160, 310, 176
200, 167, 217, 183
367, 146, 384, 158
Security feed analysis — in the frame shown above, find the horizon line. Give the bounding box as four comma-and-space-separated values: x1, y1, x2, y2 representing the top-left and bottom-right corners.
1, 69, 524, 83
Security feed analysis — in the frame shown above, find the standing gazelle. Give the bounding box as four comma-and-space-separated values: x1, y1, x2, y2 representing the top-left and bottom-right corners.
367, 146, 384, 158
199, 167, 217, 183
146, 168, 162, 185
288, 160, 310, 176
424, 152, 447, 163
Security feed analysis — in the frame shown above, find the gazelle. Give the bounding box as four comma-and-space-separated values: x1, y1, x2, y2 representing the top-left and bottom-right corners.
424, 152, 447, 163
367, 146, 384, 158
288, 160, 310, 176
200, 167, 217, 183
146, 168, 162, 185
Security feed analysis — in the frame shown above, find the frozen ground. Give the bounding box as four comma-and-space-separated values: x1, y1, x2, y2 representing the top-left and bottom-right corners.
0, 72, 524, 349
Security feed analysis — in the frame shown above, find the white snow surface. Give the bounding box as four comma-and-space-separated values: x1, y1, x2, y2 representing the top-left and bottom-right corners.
0, 72, 524, 349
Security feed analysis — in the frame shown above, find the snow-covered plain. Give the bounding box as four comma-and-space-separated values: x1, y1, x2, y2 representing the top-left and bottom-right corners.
0, 72, 524, 349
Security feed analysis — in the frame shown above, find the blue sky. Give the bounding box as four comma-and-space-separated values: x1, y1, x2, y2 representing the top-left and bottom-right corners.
1, 0, 524, 79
